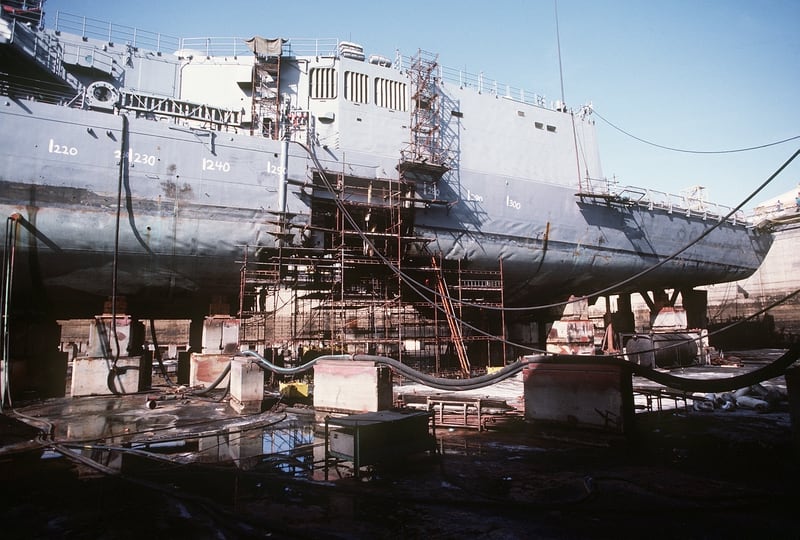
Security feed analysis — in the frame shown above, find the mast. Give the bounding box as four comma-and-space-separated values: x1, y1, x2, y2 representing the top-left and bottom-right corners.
554, 0, 566, 109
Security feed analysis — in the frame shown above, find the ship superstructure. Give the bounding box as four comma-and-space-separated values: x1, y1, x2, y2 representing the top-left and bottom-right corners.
0, 4, 774, 384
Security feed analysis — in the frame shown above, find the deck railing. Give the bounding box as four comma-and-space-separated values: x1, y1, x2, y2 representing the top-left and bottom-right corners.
50, 11, 180, 54
578, 181, 748, 225
47, 11, 550, 109
177, 37, 340, 58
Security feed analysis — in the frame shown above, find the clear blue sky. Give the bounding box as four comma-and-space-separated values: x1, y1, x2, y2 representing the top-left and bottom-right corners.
44, 0, 800, 209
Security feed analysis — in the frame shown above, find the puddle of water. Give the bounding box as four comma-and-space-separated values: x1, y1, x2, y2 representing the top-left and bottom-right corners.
63, 417, 323, 479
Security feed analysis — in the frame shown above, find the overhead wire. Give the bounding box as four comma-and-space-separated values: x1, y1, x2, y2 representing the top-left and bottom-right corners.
591, 107, 800, 154
542, 146, 800, 308
420, 145, 799, 312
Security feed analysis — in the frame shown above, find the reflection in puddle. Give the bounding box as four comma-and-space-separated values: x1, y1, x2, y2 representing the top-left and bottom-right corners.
62, 416, 320, 479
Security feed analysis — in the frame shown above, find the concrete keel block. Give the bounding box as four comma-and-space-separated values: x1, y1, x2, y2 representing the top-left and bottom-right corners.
71, 356, 143, 397
313, 359, 393, 414
190, 353, 231, 389
523, 356, 634, 433
229, 397, 262, 415
229, 358, 264, 414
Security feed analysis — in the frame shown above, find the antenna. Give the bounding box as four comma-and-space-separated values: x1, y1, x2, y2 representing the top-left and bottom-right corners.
554, 0, 566, 109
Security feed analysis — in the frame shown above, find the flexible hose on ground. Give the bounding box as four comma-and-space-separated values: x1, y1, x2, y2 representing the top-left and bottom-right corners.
356, 354, 535, 391
192, 363, 232, 396
240, 350, 334, 376
237, 345, 800, 394
150, 318, 174, 386
629, 344, 800, 392
239, 350, 533, 391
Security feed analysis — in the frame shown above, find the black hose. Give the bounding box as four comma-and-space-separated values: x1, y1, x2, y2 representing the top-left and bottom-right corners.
110, 114, 129, 369
150, 318, 174, 386
106, 364, 139, 396
239, 350, 530, 391
628, 344, 800, 393
356, 354, 535, 391
238, 346, 800, 394
240, 349, 333, 375
192, 362, 232, 396
105, 114, 129, 394
239, 351, 523, 390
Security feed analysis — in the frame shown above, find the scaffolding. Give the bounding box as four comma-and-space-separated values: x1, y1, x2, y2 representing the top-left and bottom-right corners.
238, 245, 506, 374
251, 46, 281, 138
237, 163, 506, 374
400, 49, 449, 170
236, 49, 504, 375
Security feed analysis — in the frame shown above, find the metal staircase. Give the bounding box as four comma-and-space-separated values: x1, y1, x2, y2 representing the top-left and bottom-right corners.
251, 49, 281, 138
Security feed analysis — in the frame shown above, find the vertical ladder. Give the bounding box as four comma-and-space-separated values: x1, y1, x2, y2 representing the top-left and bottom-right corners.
432, 257, 470, 376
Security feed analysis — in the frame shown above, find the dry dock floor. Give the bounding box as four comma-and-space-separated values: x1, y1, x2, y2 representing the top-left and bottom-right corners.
0, 349, 798, 539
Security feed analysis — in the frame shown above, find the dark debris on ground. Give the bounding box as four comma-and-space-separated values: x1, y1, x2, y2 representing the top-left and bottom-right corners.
1, 401, 799, 539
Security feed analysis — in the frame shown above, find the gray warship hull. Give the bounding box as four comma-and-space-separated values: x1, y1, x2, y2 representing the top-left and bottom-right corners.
0, 6, 773, 323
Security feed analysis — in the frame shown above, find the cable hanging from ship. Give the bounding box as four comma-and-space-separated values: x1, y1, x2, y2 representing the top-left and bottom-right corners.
296, 142, 800, 354
590, 107, 800, 154
105, 113, 139, 395
458, 146, 798, 312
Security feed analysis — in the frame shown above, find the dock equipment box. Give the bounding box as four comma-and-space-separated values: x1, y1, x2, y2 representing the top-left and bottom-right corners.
324, 409, 434, 478
523, 355, 634, 433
